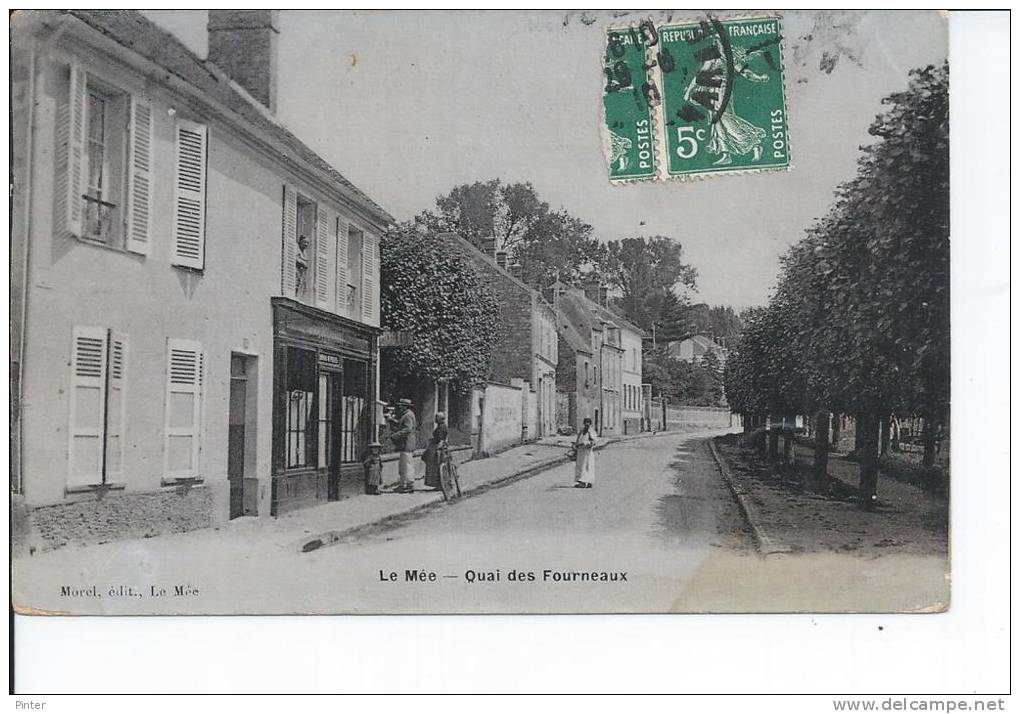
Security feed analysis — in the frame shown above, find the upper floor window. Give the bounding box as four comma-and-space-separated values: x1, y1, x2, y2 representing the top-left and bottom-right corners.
280, 189, 378, 326
63, 63, 153, 256
347, 226, 364, 313
82, 83, 126, 246
295, 196, 317, 301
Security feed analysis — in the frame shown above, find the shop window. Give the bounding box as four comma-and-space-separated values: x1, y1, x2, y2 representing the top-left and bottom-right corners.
285, 347, 317, 469
341, 359, 369, 463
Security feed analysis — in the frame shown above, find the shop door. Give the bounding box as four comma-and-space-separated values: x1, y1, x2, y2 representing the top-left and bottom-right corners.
319, 370, 343, 501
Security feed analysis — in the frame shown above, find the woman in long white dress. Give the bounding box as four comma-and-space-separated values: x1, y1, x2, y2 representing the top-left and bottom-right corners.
574, 418, 599, 489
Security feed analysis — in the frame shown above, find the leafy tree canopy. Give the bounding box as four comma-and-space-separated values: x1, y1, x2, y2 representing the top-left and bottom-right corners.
416, 179, 602, 289
600, 235, 698, 335
725, 63, 949, 423
380, 222, 501, 388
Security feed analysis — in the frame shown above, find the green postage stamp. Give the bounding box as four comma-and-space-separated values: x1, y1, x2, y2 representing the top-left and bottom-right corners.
602, 14, 790, 182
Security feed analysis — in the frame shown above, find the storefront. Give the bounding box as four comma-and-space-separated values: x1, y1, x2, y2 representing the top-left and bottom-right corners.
271, 298, 379, 515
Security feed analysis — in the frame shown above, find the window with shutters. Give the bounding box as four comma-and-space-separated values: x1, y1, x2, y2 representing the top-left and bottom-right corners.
80, 79, 127, 248
62, 63, 154, 254
294, 196, 317, 302
163, 339, 204, 481
346, 226, 364, 314
67, 326, 129, 489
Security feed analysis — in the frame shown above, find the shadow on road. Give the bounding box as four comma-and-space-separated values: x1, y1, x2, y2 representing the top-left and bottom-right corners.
653, 443, 755, 551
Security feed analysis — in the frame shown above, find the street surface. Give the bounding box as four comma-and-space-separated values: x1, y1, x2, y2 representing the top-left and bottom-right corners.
14, 431, 752, 614
14, 429, 947, 614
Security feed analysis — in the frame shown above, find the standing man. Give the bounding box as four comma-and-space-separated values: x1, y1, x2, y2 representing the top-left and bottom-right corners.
388, 398, 418, 493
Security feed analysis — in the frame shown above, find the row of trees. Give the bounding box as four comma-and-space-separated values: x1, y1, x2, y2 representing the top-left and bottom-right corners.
724, 64, 950, 508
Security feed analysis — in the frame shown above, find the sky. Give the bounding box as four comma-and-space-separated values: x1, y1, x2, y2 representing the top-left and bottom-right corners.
144, 10, 947, 310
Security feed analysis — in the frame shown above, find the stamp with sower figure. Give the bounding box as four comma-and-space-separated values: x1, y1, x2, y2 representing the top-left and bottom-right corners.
602, 14, 790, 182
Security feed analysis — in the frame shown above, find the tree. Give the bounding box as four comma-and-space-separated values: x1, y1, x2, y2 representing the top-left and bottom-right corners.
600, 236, 698, 334
417, 180, 602, 289
380, 222, 501, 391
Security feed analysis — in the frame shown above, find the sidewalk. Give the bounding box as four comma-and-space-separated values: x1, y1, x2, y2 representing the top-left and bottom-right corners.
711, 434, 949, 558
14, 427, 717, 570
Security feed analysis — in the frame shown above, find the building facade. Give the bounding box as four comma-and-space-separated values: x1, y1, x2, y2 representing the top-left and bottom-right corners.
617, 317, 645, 434
549, 283, 636, 436
10, 10, 392, 546
441, 234, 558, 441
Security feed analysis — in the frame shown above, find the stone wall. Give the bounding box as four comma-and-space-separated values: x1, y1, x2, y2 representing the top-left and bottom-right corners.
556, 391, 572, 431
664, 406, 734, 430
18, 485, 215, 553
478, 382, 524, 455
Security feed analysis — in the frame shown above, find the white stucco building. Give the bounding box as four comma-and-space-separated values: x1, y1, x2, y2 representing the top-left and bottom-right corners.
11, 10, 393, 547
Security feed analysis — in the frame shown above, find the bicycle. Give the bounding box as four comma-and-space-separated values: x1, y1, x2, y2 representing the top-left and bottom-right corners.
437, 442, 462, 502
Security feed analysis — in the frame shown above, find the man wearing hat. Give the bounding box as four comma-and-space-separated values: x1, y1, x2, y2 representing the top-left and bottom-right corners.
387, 398, 418, 492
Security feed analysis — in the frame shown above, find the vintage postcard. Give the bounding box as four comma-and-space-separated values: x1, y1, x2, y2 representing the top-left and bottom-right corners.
10, 10, 949, 615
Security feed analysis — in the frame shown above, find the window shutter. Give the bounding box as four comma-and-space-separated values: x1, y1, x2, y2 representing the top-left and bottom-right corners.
281, 185, 297, 296
126, 97, 153, 255
105, 331, 128, 482
171, 120, 207, 270
65, 61, 88, 236
67, 326, 107, 487
335, 217, 349, 314
361, 232, 377, 325
315, 206, 335, 309
164, 339, 203, 480
372, 236, 381, 326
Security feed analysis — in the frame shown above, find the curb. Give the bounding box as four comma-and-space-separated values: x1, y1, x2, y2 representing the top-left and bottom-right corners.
298, 452, 570, 552
707, 437, 791, 557
297, 430, 691, 553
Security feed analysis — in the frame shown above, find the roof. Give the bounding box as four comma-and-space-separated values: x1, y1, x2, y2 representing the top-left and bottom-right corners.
598, 302, 647, 338
61, 10, 393, 226
439, 232, 556, 317
556, 318, 593, 355
689, 334, 727, 350
670, 334, 728, 354
562, 287, 647, 338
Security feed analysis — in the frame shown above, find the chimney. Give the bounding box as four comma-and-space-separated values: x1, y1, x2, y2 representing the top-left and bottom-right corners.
208, 10, 280, 113
480, 236, 497, 258
495, 250, 508, 271
509, 263, 523, 280
598, 284, 609, 307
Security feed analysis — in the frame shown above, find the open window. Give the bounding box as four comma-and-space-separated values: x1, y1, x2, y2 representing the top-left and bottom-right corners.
81, 80, 127, 247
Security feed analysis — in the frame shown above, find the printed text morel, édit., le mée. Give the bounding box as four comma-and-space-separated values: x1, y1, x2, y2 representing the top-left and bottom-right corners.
59, 584, 200, 598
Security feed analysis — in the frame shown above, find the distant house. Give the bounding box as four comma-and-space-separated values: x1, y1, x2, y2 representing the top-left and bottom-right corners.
666, 334, 729, 367
547, 282, 644, 436
603, 307, 646, 435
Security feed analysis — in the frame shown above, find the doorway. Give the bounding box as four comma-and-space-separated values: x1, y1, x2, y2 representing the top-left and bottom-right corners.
228, 353, 258, 519
318, 369, 343, 501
